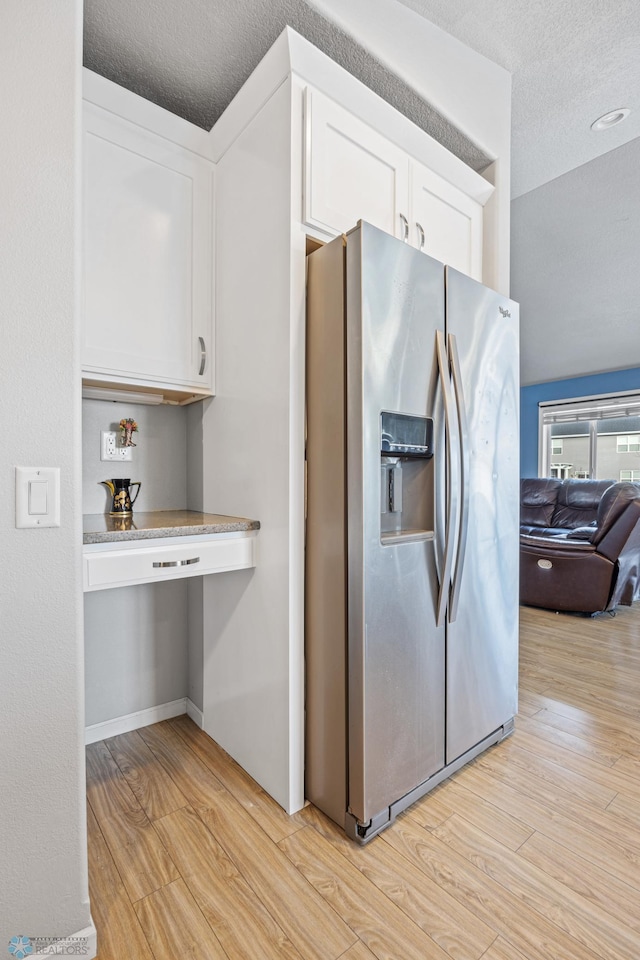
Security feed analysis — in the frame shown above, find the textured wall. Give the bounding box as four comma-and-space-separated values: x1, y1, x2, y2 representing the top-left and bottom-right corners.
521, 367, 640, 478
0, 0, 94, 949
83, 397, 190, 726
84, 581, 188, 726
82, 398, 187, 513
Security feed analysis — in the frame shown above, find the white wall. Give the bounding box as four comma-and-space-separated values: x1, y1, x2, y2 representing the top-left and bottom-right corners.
0, 0, 95, 952
82, 398, 188, 513
82, 398, 190, 727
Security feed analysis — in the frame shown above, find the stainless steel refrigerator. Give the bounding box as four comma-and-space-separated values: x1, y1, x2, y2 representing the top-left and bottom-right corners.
305, 220, 519, 842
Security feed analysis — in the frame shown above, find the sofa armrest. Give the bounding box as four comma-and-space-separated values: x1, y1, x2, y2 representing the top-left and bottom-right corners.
596, 499, 640, 561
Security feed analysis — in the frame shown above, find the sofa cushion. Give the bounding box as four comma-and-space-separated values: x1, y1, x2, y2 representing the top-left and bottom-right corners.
520, 478, 562, 528
550, 479, 613, 529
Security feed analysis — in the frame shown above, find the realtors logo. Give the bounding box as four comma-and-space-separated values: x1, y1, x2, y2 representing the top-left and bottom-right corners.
8, 938, 32, 959
7, 937, 88, 957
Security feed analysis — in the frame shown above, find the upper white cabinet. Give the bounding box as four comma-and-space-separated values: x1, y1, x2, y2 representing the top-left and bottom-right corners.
82, 75, 215, 400
304, 89, 410, 241
304, 89, 486, 280
410, 160, 482, 279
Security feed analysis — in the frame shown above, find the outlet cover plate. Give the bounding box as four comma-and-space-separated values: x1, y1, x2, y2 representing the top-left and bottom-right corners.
101, 431, 132, 462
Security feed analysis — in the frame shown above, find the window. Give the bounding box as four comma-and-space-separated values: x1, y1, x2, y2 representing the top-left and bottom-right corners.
539, 393, 640, 480
617, 435, 640, 453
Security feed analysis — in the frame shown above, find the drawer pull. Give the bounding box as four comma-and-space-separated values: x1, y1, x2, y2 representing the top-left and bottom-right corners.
152, 556, 201, 568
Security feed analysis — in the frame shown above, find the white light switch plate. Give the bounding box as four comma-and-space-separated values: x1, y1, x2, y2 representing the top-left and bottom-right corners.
15, 466, 61, 528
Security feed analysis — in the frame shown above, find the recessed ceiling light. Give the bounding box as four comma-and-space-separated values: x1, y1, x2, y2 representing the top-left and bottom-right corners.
591, 108, 630, 131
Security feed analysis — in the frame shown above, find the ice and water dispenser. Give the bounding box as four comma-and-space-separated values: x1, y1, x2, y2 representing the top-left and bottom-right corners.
380, 411, 434, 543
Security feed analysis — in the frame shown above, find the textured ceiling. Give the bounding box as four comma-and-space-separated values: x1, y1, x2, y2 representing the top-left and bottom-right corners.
512, 136, 640, 386
83, 0, 490, 172
396, 0, 640, 198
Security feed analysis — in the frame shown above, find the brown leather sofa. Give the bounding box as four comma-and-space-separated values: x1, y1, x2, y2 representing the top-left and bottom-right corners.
520, 478, 640, 613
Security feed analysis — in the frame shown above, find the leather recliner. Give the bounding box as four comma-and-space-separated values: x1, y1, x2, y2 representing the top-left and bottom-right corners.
520, 478, 640, 613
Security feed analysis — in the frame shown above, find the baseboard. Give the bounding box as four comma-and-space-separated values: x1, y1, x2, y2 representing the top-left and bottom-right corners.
85, 698, 188, 744
186, 698, 204, 728
27, 921, 97, 959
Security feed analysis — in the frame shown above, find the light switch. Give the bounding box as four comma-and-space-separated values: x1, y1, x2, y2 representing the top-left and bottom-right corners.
16, 467, 60, 528
29, 480, 48, 515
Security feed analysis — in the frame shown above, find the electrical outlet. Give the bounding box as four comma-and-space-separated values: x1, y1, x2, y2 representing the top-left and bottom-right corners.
101, 431, 132, 462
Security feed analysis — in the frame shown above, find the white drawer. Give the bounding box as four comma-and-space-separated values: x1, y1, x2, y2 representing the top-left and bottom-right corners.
83, 532, 256, 591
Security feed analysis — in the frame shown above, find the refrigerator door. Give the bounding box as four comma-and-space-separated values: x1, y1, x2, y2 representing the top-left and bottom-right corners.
445, 267, 519, 764
345, 222, 446, 825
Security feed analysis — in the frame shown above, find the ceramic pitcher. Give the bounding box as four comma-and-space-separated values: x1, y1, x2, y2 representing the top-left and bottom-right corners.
100, 478, 141, 516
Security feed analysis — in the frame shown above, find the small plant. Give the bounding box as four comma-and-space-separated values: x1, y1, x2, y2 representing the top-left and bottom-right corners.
119, 417, 138, 447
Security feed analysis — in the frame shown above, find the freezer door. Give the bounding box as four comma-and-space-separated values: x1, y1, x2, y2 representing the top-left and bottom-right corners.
346, 222, 446, 825
445, 267, 519, 764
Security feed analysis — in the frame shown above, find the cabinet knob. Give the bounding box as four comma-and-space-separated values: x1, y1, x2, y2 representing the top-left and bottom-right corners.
399, 213, 409, 243
198, 337, 207, 376
416, 222, 425, 251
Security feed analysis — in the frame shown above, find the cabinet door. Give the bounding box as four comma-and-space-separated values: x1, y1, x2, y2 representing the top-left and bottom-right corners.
411, 161, 483, 280
82, 103, 214, 390
304, 90, 410, 239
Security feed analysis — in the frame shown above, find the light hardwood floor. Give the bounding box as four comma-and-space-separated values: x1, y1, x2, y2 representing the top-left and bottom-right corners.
87, 604, 640, 960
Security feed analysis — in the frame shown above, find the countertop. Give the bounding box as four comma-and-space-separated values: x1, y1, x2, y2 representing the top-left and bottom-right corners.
83, 510, 260, 544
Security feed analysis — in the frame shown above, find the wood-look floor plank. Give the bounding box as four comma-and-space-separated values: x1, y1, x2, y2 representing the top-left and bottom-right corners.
512, 721, 639, 793
519, 830, 640, 937
134, 878, 228, 960
106, 729, 189, 821
86, 741, 179, 902
477, 739, 617, 811
479, 936, 540, 960
407, 777, 534, 852
139, 720, 356, 960
170, 714, 301, 842
516, 690, 546, 718
453, 763, 640, 893
153, 805, 304, 960
606, 790, 640, 829
433, 814, 640, 960
515, 713, 621, 767
338, 942, 380, 960
296, 804, 497, 960
613, 754, 640, 781
534, 706, 640, 757
279, 825, 453, 960
381, 814, 606, 960
86, 802, 155, 960
400, 782, 457, 831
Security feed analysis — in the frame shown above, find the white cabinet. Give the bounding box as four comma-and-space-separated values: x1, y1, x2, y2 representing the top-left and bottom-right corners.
304, 89, 487, 280
411, 160, 482, 279
82, 80, 215, 398
304, 89, 409, 240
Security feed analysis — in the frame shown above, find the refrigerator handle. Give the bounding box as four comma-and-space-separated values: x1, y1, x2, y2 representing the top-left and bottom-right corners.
448, 333, 470, 622
435, 330, 459, 627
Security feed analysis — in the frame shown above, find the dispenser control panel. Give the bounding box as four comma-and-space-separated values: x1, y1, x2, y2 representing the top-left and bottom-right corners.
380, 412, 434, 458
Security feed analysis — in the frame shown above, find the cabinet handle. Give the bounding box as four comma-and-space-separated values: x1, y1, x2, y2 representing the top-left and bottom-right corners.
152, 556, 201, 568
198, 337, 206, 376
399, 213, 409, 242
416, 222, 425, 251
